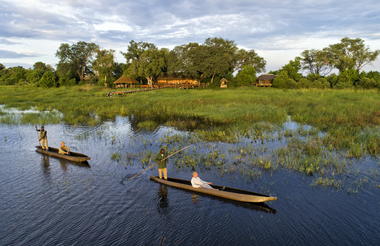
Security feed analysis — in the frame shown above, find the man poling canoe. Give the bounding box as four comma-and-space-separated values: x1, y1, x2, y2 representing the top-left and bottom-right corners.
156, 148, 168, 180
35, 125, 48, 150
129, 145, 192, 181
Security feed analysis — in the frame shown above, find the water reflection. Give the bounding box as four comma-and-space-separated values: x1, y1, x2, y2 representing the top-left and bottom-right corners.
157, 184, 169, 213
40, 155, 51, 181
189, 191, 276, 214
58, 159, 91, 170
59, 159, 68, 172
191, 194, 199, 204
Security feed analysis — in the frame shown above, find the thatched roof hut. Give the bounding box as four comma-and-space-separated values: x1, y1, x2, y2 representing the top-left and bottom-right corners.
113, 76, 138, 88
256, 74, 275, 87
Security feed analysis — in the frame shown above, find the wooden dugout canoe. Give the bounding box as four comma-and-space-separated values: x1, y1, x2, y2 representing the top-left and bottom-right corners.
150, 176, 277, 203
35, 146, 91, 163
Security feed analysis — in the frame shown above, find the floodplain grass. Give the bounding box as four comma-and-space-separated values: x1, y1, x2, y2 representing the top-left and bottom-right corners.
1, 85, 380, 188
0, 86, 379, 155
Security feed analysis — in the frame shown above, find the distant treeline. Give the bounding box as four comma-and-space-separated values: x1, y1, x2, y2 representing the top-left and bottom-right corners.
0, 37, 379, 88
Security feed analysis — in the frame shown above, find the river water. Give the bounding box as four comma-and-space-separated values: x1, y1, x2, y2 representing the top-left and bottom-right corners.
1, 117, 379, 246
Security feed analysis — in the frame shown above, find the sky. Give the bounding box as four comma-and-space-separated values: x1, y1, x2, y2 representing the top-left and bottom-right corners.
0, 0, 379, 72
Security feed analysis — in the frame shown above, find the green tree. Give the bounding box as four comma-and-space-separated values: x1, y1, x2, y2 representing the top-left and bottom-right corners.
335, 69, 359, 88
122, 40, 157, 63
126, 48, 167, 86
38, 70, 57, 88
93, 49, 115, 87
0, 66, 27, 85
272, 71, 298, 89
233, 65, 256, 86
56, 41, 99, 81
0, 63, 5, 70
56, 62, 78, 86
326, 74, 339, 88
203, 37, 238, 84
366, 71, 380, 86
300, 49, 332, 76
169, 42, 205, 79
325, 37, 379, 72
236, 49, 266, 73
279, 57, 303, 81
122, 40, 159, 84
27, 62, 53, 84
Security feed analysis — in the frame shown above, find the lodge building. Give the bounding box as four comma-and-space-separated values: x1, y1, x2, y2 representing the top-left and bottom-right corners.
113, 76, 200, 89
256, 74, 276, 87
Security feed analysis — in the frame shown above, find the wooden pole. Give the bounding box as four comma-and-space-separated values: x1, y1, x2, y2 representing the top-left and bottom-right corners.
128, 145, 192, 181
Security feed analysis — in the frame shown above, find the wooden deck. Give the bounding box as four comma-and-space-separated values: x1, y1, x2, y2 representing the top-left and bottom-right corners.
256, 81, 272, 87
107, 84, 198, 96
107, 88, 160, 97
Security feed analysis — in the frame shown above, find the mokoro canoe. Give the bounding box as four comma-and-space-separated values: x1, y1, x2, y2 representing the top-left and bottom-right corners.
35, 146, 91, 163
150, 176, 277, 203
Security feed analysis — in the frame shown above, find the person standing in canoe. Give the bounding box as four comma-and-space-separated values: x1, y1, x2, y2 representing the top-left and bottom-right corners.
155, 148, 168, 180
36, 125, 48, 150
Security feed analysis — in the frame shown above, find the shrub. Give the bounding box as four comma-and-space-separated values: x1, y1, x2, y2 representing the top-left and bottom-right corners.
38, 71, 58, 88
233, 65, 256, 87
313, 78, 330, 88
272, 72, 299, 88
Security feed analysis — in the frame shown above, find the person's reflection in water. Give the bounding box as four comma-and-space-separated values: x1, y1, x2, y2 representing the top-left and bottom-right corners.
41, 155, 51, 181
191, 193, 199, 204
157, 184, 169, 213
59, 159, 68, 172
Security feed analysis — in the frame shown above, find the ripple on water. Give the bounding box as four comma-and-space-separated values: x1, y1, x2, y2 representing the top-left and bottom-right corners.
1, 121, 380, 245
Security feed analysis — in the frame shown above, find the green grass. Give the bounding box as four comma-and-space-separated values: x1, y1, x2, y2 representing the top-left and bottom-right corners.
0, 85, 379, 157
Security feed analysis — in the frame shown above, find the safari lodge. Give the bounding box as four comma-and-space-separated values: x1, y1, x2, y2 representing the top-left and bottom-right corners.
113, 76, 200, 89
256, 74, 276, 87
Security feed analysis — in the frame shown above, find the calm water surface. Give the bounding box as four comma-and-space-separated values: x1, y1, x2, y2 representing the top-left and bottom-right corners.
1, 118, 379, 245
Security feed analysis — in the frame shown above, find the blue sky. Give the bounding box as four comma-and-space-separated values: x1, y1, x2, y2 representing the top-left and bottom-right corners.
0, 0, 379, 71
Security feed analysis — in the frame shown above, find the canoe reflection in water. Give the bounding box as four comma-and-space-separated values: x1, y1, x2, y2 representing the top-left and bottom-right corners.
58, 159, 91, 171
189, 191, 276, 214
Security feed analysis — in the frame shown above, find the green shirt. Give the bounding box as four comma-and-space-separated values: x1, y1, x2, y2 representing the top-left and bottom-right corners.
155, 152, 168, 169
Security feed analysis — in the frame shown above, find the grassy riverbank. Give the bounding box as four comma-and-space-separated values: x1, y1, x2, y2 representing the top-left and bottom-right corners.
0, 86, 379, 159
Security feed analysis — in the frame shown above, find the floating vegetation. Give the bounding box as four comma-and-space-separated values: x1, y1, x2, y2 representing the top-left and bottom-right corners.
111, 152, 121, 162
276, 136, 349, 176
0, 114, 18, 124
195, 129, 238, 143
312, 177, 342, 189
346, 177, 371, 193
257, 159, 273, 170
137, 120, 158, 131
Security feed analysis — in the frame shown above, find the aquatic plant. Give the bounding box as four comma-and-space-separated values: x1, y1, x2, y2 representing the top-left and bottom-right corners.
137, 120, 158, 131
111, 152, 121, 162
312, 177, 342, 189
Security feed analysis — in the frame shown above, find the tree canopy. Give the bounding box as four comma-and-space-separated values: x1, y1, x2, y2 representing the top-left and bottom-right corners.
56, 41, 99, 82
1, 36, 379, 89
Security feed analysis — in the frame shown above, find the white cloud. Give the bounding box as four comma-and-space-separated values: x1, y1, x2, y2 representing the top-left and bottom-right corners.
0, 0, 379, 70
